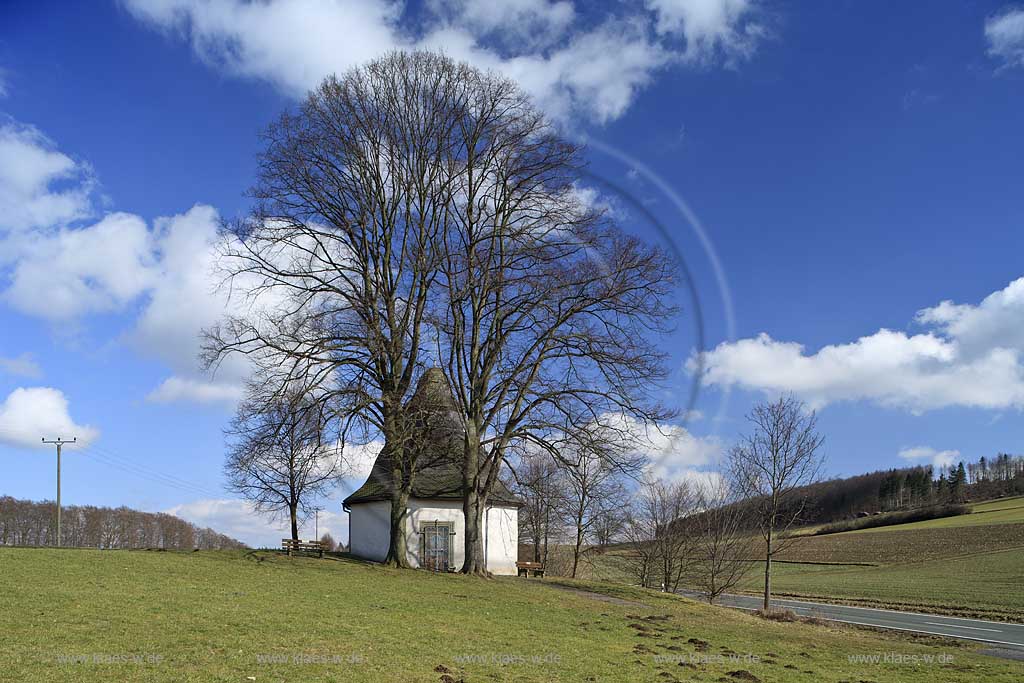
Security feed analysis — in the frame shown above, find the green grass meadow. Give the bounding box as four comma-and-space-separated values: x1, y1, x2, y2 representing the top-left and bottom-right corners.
737, 549, 1024, 619
735, 497, 1024, 619
572, 496, 1024, 621
847, 496, 1024, 534
2, 547, 1021, 682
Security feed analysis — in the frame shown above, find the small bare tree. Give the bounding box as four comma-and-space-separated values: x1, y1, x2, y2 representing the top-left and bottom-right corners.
729, 396, 825, 611
622, 478, 697, 592
224, 388, 340, 541
560, 450, 627, 578
688, 476, 757, 604
514, 451, 566, 566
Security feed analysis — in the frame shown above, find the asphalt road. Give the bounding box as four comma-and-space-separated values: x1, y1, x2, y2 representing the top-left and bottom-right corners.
678, 591, 1024, 650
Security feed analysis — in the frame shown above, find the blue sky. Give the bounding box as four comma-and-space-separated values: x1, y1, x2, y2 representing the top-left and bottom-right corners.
0, 1, 1022, 546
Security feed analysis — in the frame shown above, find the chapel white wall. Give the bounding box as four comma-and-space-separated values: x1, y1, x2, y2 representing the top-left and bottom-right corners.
347, 500, 391, 562
484, 505, 519, 575
347, 499, 519, 573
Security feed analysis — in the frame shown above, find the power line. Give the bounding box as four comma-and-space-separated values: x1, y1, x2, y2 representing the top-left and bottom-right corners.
79, 443, 224, 498
76, 446, 223, 499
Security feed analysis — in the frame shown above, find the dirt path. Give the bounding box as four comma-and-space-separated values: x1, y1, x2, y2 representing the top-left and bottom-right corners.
541, 582, 651, 608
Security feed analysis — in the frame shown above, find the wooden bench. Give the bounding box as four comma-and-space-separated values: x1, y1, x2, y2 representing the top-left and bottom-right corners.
516, 561, 544, 578
282, 539, 324, 558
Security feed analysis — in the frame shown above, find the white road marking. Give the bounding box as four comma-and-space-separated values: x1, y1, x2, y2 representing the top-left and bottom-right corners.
727, 606, 1024, 648
924, 621, 1002, 633
762, 597, 1020, 627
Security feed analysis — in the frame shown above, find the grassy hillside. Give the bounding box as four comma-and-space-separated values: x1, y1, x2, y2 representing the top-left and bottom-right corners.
569, 498, 1024, 620
737, 498, 1024, 619
794, 496, 1024, 536
775, 521, 1024, 564
2, 548, 1021, 682
846, 496, 1024, 534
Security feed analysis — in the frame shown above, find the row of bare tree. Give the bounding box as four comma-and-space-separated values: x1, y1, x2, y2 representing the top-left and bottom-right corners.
206, 51, 677, 573
517, 396, 826, 611
630, 396, 825, 610
0, 496, 245, 550
516, 449, 628, 578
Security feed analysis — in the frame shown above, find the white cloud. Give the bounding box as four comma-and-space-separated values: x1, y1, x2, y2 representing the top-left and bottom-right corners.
0, 122, 160, 321
341, 440, 382, 481
645, 430, 723, 484
0, 121, 96, 236
694, 276, 1024, 413
671, 467, 725, 495
146, 376, 244, 404
595, 412, 722, 483
0, 387, 99, 449
985, 8, 1024, 69
122, 0, 765, 124
131, 204, 255, 403
898, 445, 959, 469
0, 353, 41, 379
429, 0, 575, 49
0, 125, 249, 402
167, 498, 348, 547
4, 212, 157, 320
915, 277, 1024, 359
646, 0, 764, 65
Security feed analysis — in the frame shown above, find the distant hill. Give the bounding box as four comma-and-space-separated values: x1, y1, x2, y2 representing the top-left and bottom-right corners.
0, 496, 246, 550
765, 452, 1024, 528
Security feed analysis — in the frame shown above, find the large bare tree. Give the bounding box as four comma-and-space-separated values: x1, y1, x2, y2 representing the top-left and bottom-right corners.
204, 52, 469, 566
729, 396, 825, 611
205, 51, 678, 572
428, 65, 678, 574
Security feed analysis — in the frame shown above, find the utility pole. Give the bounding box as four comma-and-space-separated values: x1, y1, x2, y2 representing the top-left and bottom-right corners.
42, 437, 76, 547
313, 506, 323, 540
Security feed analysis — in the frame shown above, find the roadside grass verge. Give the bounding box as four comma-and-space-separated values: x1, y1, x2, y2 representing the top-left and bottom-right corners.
1, 547, 1021, 682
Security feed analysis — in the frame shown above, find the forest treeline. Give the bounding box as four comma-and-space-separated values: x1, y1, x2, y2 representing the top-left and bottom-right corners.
0, 496, 246, 550
794, 452, 1024, 524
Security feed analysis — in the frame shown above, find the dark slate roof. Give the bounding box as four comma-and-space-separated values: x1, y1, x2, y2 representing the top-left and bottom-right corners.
343, 369, 521, 507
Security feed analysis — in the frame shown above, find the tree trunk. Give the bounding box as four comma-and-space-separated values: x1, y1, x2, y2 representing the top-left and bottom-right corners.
384, 484, 411, 568
571, 514, 584, 578
763, 532, 772, 611
462, 487, 487, 574
542, 504, 551, 567
462, 425, 487, 575
289, 502, 299, 542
